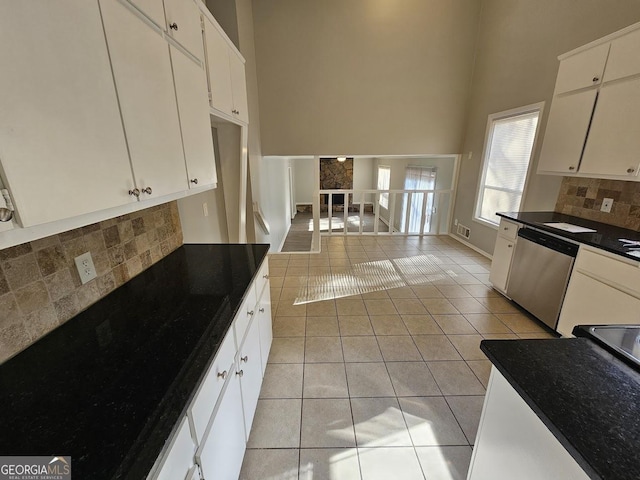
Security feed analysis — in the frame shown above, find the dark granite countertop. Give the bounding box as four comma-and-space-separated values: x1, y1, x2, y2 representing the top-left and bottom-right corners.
0, 244, 269, 479
481, 338, 640, 480
497, 211, 640, 261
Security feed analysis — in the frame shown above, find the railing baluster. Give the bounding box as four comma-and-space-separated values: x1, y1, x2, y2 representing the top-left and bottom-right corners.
343, 191, 348, 235
404, 192, 412, 235
328, 192, 332, 235
359, 191, 365, 234
419, 191, 428, 235
389, 193, 396, 235
374, 192, 380, 234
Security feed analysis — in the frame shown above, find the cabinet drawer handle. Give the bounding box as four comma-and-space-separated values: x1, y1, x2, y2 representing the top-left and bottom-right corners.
248, 310, 254, 316
259, 307, 265, 313
236, 370, 244, 377
190, 178, 198, 184
627, 168, 635, 174
241, 355, 248, 363
508, 244, 513, 248
128, 188, 140, 198
263, 274, 269, 279
217, 370, 228, 380
592, 76, 599, 82
141, 187, 152, 195
568, 166, 575, 171
169, 22, 178, 31
503, 227, 508, 231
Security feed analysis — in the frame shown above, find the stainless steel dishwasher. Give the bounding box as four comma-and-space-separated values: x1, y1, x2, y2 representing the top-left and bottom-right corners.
506, 228, 579, 330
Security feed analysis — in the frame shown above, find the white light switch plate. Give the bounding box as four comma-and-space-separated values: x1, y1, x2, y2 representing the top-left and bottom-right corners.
75, 252, 97, 284
601, 198, 614, 213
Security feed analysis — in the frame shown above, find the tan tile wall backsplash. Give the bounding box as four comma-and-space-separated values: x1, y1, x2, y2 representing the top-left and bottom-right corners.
0, 201, 183, 364
555, 177, 640, 231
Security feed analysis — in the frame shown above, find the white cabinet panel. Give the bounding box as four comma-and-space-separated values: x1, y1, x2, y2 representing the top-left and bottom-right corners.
468, 368, 590, 480
537, 89, 598, 174
257, 293, 273, 376
238, 317, 263, 440
580, 79, 640, 178
127, 0, 165, 27
229, 53, 249, 123
604, 28, 640, 82
0, 1, 135, 227
554, 43, 609, 94
203, 18, 233, 115
153, 417, 196, 480
497, 219, 519, 241
164, 0, 204, 60
234, 284, 257, 349
100, 0, 188, 199
197, 367, 246, 480
489, 235, 516, 293
170, 46, 217, 189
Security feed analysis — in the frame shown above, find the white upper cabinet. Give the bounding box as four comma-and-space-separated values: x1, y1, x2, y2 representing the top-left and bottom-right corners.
580, 78, 640, 178
229, 53, 249, 124
537, 90, 598, 174
127, 0, 166, 27
163, 0, 205, 60
538, 22, 640, 180
100, 0, 188, 199
554, 43, 609, 94
603, 28, 640, 82
203, 17, 234, 115
170, 46, 218, 189
0, 1, 136, 228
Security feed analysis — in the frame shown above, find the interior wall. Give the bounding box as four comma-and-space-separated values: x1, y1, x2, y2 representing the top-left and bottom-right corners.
251, 0, 481, 155
353, 158, 375, 203
262, 156, 292, 251
292, 157, 315, 205
205, 0, 240, 49
452, 0, 640, 255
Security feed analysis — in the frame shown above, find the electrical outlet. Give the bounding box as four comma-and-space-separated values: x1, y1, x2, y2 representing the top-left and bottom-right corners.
74, 252, 97, 284
454, 218, 458, 226
203, 202, 209, 217
601, 198, 614, 213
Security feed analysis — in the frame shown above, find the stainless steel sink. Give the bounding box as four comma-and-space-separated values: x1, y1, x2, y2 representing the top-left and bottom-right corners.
575, 325, 640, 368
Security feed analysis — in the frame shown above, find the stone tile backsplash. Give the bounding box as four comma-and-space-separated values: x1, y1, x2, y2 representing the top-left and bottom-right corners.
0, 201, 183, 364
555, 177, 640, 231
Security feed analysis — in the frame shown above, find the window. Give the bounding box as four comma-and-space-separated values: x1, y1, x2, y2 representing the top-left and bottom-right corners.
475, 103, 543, 227
401, 166, 436, 233
377, 166, 390, 209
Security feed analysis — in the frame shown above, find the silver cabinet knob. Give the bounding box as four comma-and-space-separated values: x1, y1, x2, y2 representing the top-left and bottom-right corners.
217, 370, 227, 380
190, 178, 198, 185
627, 168, 635, 174
248, 310, 254, 316
232, 109, 239, 114
236, 370, 244, 377
241, 355, 248, 363
592, 76, 599, 82
503, 227, 508, 231
141, 187, 152, 195
568, 166, 575, 171
259, 308, 265, 313
508, 244, 513, 248
263, 274, 269, 279
129, 188, 140, 197
169, 22, 178, 31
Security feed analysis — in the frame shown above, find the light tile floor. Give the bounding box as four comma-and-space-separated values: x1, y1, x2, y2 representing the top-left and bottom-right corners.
240, 235, 555, 480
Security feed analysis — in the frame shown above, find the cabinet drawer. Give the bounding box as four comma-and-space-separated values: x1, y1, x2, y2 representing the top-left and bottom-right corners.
233, 284, 257, 349
255, 260, 270, 299
152, 417, 195, 480
575, 248, 640, 297
188, 329, 235, 443
498, 219, 519, 240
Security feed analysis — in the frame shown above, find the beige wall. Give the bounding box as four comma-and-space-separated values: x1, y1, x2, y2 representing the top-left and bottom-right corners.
453, 0, 640, 255
252, 0, 481, 156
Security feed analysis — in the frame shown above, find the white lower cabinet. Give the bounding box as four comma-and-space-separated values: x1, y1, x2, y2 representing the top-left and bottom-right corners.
149, 262, 272, 479
489, 219, 520, 294
468, 368, 590, 480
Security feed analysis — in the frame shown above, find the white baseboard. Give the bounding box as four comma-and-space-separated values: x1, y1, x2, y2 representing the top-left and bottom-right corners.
448, 233, 492, 259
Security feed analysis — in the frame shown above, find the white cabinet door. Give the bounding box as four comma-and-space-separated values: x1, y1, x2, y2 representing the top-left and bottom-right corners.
170, 46, 217, 189
557, 272, 640, 337
203, 18, 233, 115
0, 1, 135, 227
603, 28, 640, 82
489, 235, 516, 293
127, 0, 165, 27
196, 366, 246, 480
256, 291, 273, 376
164, 0, 204, 60
100, 0, 188, 198
238, 317, 263, 440
153, 417, 196, 480
229, 53, 249, 123
554, 43, 609, 94
537, 89, 598, 174
579, 78, 640, 178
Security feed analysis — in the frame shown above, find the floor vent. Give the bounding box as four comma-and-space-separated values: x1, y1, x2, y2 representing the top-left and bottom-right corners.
457, 223, 471, 239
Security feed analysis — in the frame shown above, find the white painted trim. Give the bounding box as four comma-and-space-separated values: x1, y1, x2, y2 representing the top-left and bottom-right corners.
448, 233, 492, 260
473, 101, 545, 228
558, 21, 640, 60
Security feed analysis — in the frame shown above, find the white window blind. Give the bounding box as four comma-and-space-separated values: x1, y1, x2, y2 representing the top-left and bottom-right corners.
475, 106, 541, 227
378, 166, 390, 209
